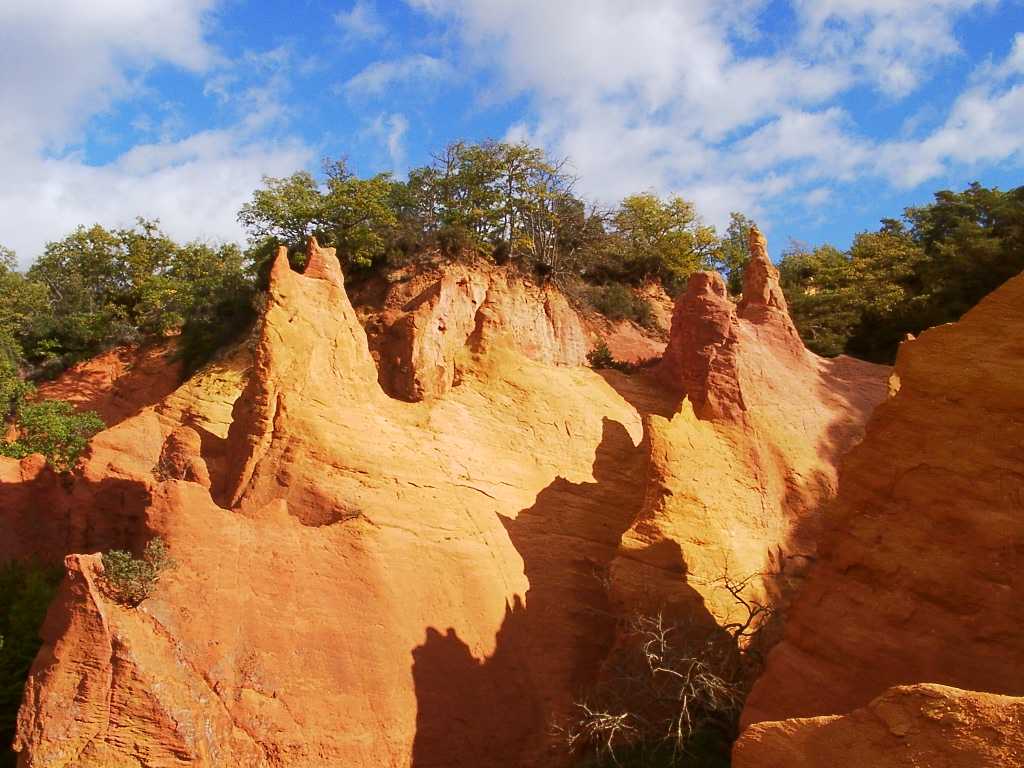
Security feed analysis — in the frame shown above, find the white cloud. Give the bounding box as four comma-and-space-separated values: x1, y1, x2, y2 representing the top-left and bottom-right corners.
1, 133, 312, 262
793, 0, 990, 96
336, 1, 387, 44
344, 54, 451, 96
0, 1, 315, 265
0, 0, 218, 153
365, 113, 410, 170
410, 0, 1016, 234
878, 82, 1024, 187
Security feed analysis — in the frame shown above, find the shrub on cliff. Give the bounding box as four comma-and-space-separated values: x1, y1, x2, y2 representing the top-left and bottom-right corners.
587, 283, 655, 328
101, 538, 175, 607
0, 400, 104, 472
586, 342, 650, 374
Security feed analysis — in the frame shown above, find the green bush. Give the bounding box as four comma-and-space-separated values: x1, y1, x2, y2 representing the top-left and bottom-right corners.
0, 358, 33, 421
588, 284, 654, 328
586, 342, 645, 374
0, 400, 105, 472
100, 538, 175, 607
0, 560, 63, 768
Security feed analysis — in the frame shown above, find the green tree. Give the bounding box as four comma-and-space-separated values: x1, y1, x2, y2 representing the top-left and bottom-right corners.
779, 241, 863, 357
780, 182, 1023, 362
713, 212, 755, 295
238, 159, 399, 270
26, 220, 177, 359
0, 249, 50, 365
605, 194, 717, 291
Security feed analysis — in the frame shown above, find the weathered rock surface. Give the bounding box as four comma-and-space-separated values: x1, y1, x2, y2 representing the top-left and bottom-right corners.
740, 272, 1024, 731
36, 342, 182, 428
357, 259, 588, 401
659, 271, 745, 422
6, 237, 888, 767
734, 684, 1024, 768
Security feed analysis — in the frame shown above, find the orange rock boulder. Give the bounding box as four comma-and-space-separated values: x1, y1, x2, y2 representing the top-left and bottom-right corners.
734, 684, 1024, 768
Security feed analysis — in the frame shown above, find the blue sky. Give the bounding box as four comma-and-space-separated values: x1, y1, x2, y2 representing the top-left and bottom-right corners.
2, 0, 1023, 266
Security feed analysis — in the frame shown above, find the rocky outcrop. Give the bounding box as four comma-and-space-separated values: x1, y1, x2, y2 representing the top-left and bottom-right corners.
617, 231, 888, 621
734, 684, 1024, 768
736, 226, 801, 350
658, 271, 745, 421
365, 259, 588, 401
12, 239, 649, 767
154, 426, 210, 487
738, 274, 1024, 740
16, 553, 264, 767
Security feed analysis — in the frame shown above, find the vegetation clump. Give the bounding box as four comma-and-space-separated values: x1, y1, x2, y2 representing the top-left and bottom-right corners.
586, 343, 655, 375
562, 574, 773, 767
0, 400, 104, 472
588, 284, 655, 328
779, 183, 1024, 361
100, 538, 175, 607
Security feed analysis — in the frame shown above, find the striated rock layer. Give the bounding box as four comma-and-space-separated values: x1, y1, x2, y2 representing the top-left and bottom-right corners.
5, 236, 888, 767
740, 272, 1024, 731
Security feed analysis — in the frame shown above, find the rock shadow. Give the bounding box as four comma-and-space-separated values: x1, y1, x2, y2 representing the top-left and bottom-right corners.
0, 470, 153, 564
410, 418, 651, 768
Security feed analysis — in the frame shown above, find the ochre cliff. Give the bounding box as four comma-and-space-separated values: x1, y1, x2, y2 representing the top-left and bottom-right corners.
353, 259, 589, 402
734, 272, 1024, 766
4, 235, 887, 767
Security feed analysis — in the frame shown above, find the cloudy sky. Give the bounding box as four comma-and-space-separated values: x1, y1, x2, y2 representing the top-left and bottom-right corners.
2, 0, 1023, 266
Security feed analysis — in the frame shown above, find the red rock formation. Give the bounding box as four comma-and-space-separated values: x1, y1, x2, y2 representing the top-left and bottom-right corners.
6, 236, 889, 767
659, 271, 745, 421
734, 684, 1024, 768
738, 273, 1024, 735
11, 239, 650, 767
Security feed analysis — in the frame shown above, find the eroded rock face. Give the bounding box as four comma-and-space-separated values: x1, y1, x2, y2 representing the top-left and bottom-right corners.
155, 426, 211, 488
16, 553, 264, 767
739, 273, 1024, 732
734, 684, 1024, 768
12, 240, 648, 767
36, 342, 182, 428
658, 271, 745, 421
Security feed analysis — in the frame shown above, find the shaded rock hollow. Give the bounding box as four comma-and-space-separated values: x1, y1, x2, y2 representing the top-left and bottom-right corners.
4, 235, 888, 767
